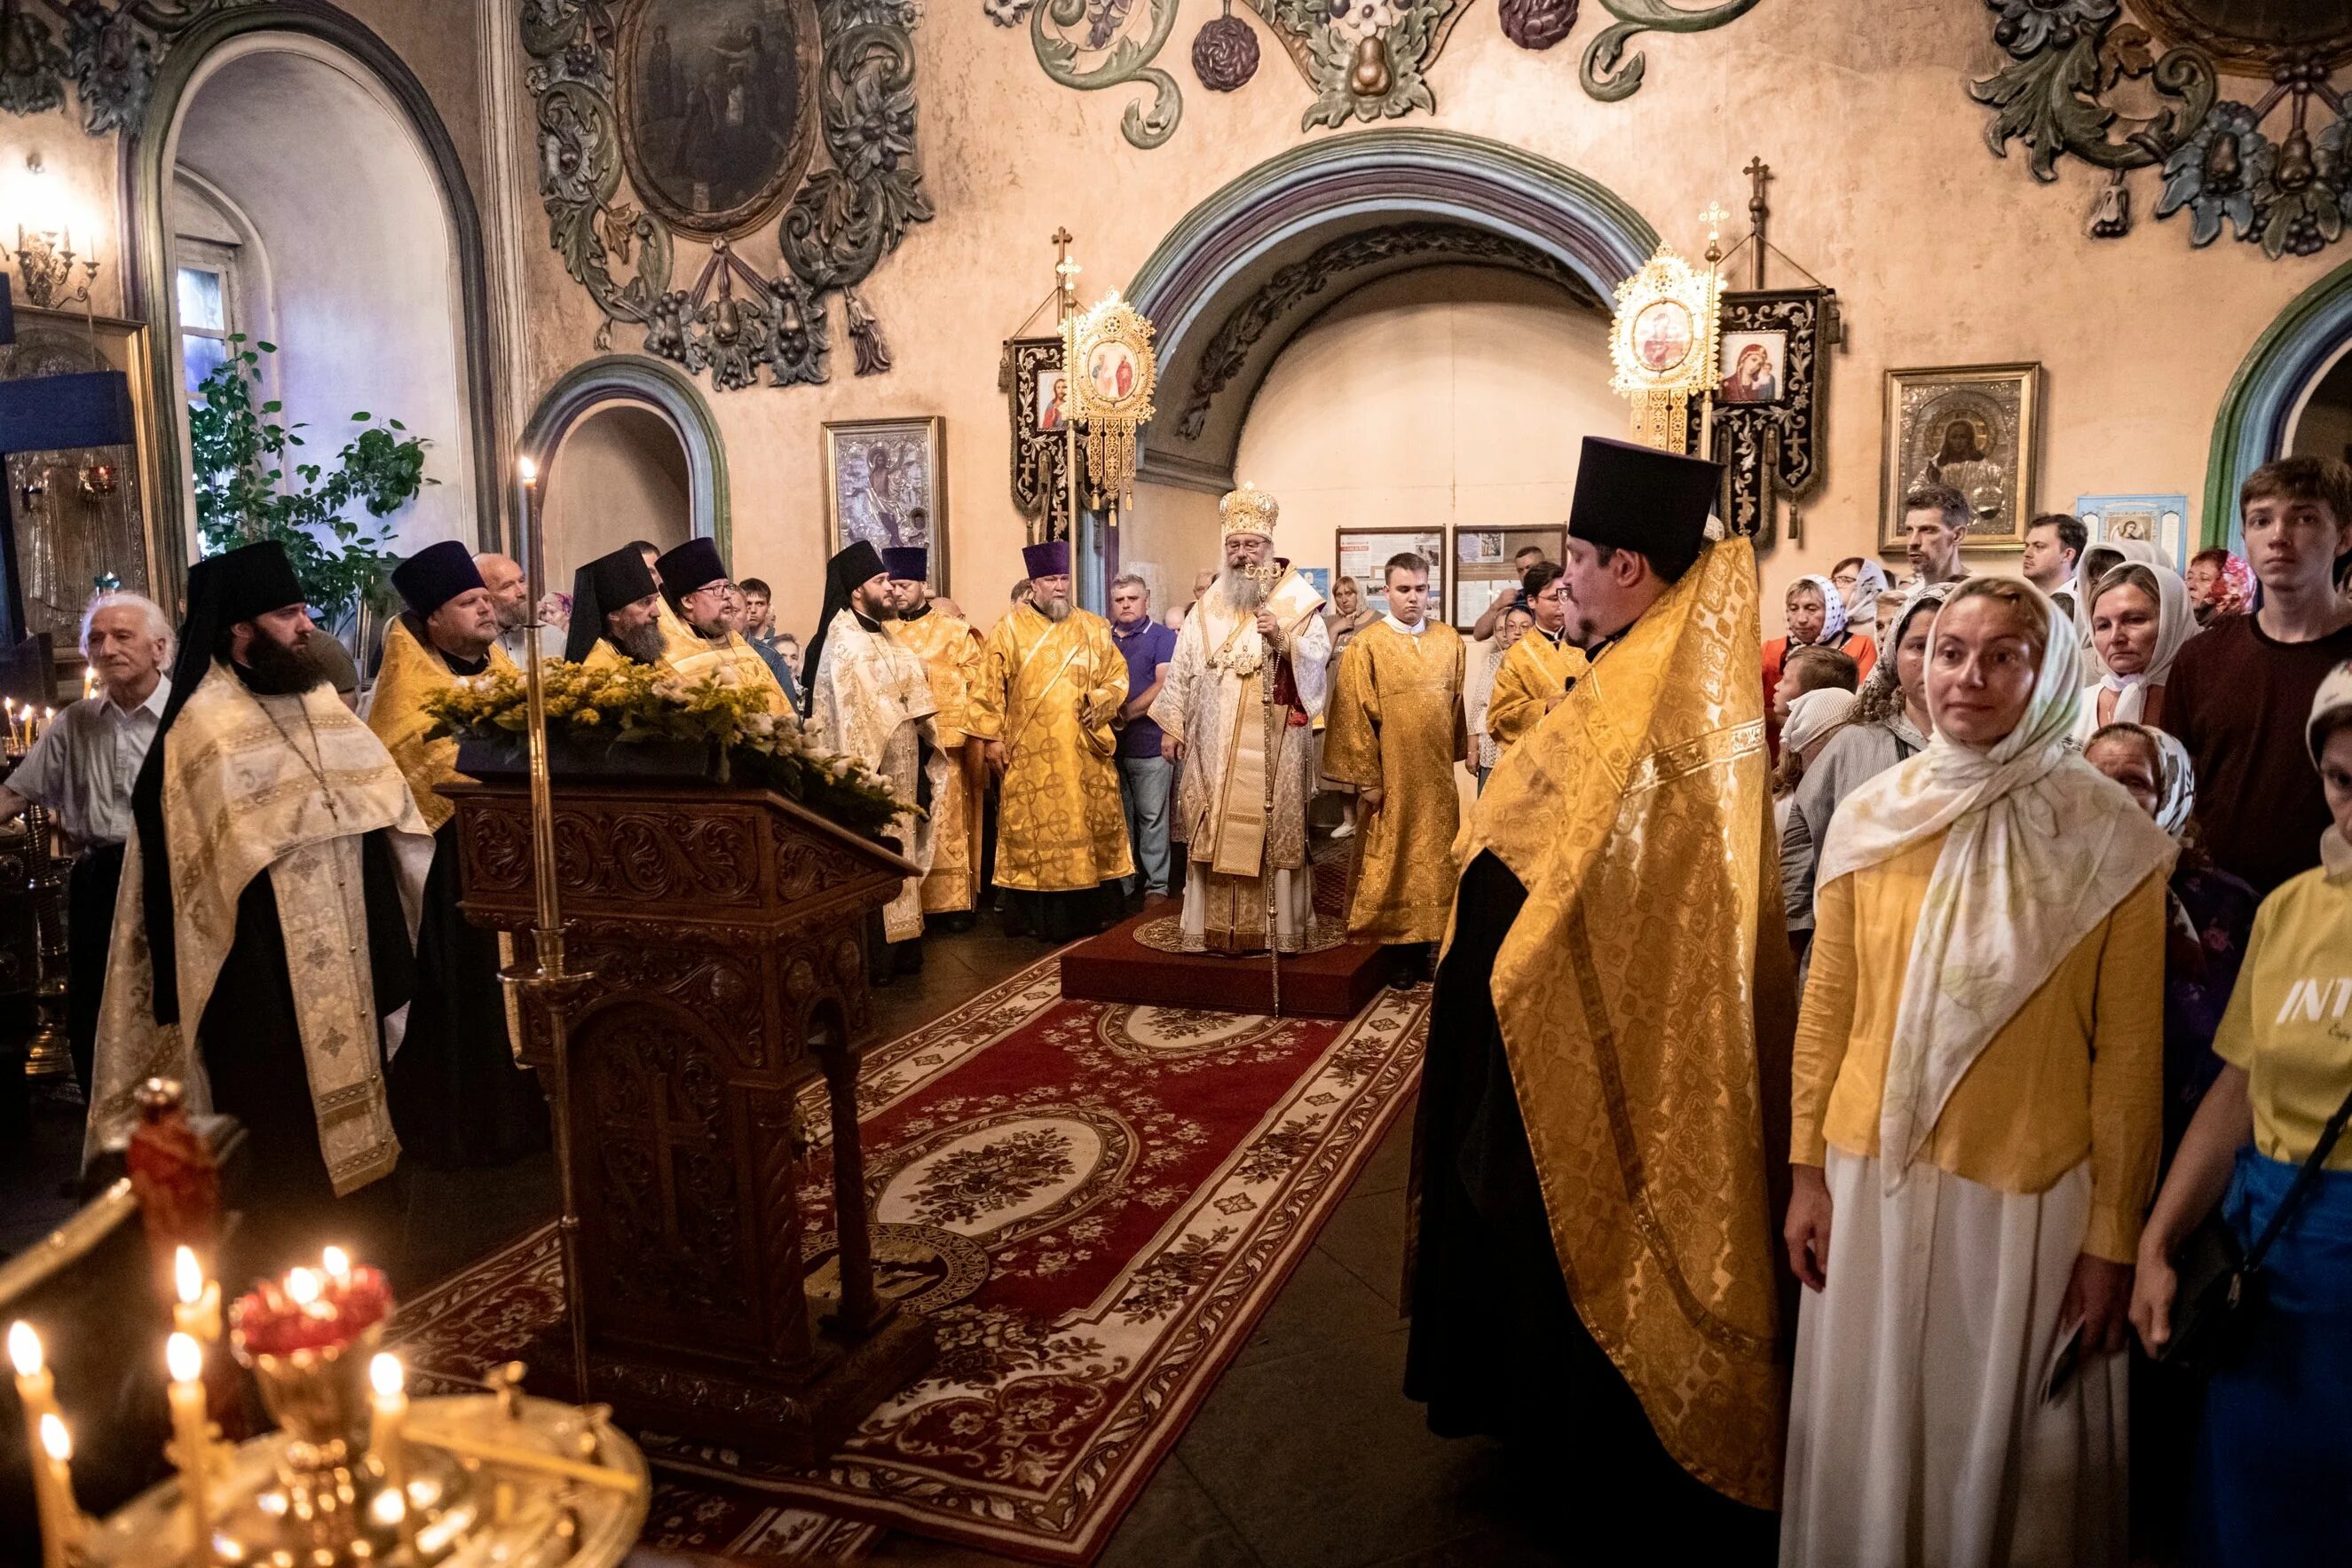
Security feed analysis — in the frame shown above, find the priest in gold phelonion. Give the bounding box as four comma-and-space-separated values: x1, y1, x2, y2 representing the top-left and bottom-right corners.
968, 539, 1135, 942
1148, 484, 1332, 955
653, 537, 795, 713
366, 541, 548, 1170
1406, 437, 1796, 1556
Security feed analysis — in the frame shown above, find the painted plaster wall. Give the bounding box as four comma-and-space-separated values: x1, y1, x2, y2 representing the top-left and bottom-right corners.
541, 402, 692, 587
502, 0, 2343, 642
1228, 265, 1618, 597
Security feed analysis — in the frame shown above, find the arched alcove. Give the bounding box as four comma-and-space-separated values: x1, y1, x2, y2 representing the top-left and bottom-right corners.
519, 355, 730, 590
1114, 130, 1655, 600
2204, 256, 2352, 551
126, 4, 499, 610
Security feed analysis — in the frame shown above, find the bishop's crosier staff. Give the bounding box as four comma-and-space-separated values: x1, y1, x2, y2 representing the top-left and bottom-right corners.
509, 453, 593, 1402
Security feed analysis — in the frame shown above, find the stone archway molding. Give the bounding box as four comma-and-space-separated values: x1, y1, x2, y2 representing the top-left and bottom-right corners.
520, 355, 732, 560
125, 1, 501, 593
1125, 130, 1659, 490
2204, 256, 2352, 551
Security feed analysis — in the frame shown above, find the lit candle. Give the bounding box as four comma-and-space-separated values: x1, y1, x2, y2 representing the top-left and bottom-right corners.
173, 1245, 222, 1346
8, 1323, 71, 1562
82, 668, 94, 701
166, 1333, 210, 1563
369, 1352, 412, 1551
36, 1413, 86, 1567
321, 1245, 351, 1286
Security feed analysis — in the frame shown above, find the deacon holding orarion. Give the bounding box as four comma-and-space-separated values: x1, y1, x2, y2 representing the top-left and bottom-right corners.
805, 540, 949, 978
1148, 484, 1332, 954
968, 539, 1133, 941
656, 537, 793, 711
565, 545, 667, 668
1321, 550, 1466, 987
365, 541, 547, 1170
1405, 438, 1795, 1557
88, 540, 435, 1278
884, 546, 985, 925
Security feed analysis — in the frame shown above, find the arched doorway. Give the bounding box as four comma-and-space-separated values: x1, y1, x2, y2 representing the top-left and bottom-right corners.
520, 355, 730, 593
2204, 256, 2352, 551
1117, 130, 1655, 606
127, 5, 499, 611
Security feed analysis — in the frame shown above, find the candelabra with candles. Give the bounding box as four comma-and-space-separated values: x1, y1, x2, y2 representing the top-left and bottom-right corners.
2, 699, 69, 1079
7, 1244, 648, 1566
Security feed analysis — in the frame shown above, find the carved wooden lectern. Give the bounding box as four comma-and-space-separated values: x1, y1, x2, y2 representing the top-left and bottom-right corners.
445, 772, 935, 1460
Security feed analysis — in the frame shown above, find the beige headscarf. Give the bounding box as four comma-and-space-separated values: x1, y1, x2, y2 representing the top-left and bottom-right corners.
1817, 578, 2179, 1188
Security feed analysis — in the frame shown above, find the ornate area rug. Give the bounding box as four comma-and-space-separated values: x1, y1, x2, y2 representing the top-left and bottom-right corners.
390, 954, 1427, 1564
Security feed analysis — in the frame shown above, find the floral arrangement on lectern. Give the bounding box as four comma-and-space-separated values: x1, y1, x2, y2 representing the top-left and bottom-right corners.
422, 660, 907, 840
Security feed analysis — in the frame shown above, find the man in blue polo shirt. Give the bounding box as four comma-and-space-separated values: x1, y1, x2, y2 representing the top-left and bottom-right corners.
1109, 571, 1179, 901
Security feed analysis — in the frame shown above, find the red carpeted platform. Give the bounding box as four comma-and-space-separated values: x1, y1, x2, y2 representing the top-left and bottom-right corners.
1059, 905, 1393, 1017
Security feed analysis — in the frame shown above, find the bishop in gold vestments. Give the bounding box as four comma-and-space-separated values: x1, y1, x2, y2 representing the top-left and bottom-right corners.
884, 548, 984, 918
364, 542, 546, 1170
1148, 485, 1332, 955
968, 540, 1132, 938
1322, 610, 1466, 949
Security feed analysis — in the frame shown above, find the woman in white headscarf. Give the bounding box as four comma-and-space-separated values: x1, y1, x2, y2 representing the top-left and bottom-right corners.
2075, 559, 2194, 742
2071, 536, 2166, 646
1833, 555, 1893, 624
1766, 573, 1877, 758
1780, 577, 2178, 1568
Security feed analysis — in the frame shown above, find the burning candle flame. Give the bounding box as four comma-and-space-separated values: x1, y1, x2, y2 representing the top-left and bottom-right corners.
284, 1268, 320, 1306
38, 1412, 69, 1462
517, 454, 538, 485
175, 1246, 202, 1306
167, 1332, 201, 1384
321, 1246, 351, 1283
8, 1320, 41, 1376
369, 1352, 403, 1398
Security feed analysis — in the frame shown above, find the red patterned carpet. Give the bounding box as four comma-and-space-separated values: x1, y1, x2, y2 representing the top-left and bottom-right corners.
389, 952, 1428, 1564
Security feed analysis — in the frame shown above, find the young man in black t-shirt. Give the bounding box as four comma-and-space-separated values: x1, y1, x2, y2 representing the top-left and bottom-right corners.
2164, 456, 2352, 894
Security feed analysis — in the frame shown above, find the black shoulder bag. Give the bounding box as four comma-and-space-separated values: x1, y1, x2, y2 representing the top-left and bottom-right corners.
2159, 1082, 2352, 1373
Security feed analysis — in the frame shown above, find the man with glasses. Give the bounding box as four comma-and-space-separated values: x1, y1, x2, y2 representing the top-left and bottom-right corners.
654, 538, 793, 713
1483, 559, 1586, 761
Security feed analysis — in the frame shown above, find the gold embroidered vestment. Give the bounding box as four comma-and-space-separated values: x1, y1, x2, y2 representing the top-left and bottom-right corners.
1322, 619, 1466, 945
967, 604, 1133, 893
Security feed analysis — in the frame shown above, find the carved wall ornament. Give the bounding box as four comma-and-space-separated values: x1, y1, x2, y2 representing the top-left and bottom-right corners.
1499, 0, 1578, 52
1971, 0, 2351, 259
1245, 0, 1472, 130
0, 0, 235, 134
1192, 2, 1260, 91
1577, 0, 1760, 101
524, 0, 933, 390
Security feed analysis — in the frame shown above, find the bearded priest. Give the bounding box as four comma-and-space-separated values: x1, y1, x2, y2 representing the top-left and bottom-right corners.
805, 540, 949, 978
564, 545, 667, 668
1148, 485, 1332, 954
969, 540, 1133, 941
1405, 438, 1796, 1556
655, 538, 793, 712
882, 546, 985, 925
366, 541, 548, 1170
88, 540, 436, 1277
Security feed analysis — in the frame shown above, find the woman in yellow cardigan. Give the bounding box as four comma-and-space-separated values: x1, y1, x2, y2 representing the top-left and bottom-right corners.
1779, 577, 2178, 1568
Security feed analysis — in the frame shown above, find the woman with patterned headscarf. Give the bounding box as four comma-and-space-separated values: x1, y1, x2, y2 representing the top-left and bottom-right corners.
1782, 577, 2177, 1565
2075, 558, 2195, 742
1764, 573, 1878, 757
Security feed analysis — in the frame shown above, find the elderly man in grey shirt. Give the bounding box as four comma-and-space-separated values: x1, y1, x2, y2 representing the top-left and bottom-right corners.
0, 592, 172, 1095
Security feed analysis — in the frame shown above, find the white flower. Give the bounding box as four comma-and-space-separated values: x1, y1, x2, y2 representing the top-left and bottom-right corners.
1329, 0, 1396, 40
983, 0, 1033, 23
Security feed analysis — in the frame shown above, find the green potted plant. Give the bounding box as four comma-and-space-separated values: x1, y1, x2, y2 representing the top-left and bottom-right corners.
187, 335, 435, 640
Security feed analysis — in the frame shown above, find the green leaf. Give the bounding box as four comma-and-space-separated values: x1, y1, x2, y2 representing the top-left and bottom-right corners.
256, 341, 276, 353
351, 411, 370, 422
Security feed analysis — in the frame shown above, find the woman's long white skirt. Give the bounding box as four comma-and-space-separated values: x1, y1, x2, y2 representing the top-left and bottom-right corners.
1780, 1148, 2127, 1568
